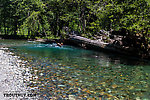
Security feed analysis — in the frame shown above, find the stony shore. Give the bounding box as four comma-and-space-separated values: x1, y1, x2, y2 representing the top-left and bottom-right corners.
0, 48, 34, 100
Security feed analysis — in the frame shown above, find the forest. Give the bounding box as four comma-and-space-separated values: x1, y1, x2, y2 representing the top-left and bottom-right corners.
0, 0, 150, 57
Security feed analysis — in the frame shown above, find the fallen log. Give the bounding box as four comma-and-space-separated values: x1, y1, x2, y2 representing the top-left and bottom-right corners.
65, 35, 141, 57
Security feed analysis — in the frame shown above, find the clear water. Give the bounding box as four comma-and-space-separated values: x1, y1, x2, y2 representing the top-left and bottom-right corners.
1, 39, 150, 99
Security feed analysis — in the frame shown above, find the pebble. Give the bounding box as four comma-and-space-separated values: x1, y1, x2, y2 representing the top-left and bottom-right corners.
0, 48, 31, 100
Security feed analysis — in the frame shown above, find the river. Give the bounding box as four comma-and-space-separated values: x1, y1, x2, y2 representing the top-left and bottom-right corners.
0, 39, 150, 99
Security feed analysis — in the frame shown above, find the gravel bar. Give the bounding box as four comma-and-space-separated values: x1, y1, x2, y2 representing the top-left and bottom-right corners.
0, 48, 34, 100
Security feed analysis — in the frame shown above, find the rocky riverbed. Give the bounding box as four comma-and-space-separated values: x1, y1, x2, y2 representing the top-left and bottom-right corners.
0, 48, 37, 100
1, 40, 150, 99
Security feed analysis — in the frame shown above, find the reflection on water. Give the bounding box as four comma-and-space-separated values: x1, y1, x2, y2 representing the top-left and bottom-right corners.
1, 40, 150, 99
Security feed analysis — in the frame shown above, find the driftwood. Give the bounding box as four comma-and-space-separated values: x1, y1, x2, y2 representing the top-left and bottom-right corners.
65, 35, 141, 57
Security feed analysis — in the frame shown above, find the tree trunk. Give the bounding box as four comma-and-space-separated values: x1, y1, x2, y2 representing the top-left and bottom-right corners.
66, 35, 142, 57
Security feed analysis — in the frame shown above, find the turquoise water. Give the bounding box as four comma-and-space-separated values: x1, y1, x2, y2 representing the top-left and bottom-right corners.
1, 39, 150, 99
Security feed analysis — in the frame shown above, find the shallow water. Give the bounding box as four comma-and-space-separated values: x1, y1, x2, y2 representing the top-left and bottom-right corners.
1, 39, 150, 99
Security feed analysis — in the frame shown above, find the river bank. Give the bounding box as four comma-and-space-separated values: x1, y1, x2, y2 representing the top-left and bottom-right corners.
33, 35, 150, 59
0, 47, 36, 99
1, 34, 150, 59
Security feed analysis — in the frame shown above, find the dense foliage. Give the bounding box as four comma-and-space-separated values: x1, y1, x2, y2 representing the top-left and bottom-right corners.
0, 0, 149, 39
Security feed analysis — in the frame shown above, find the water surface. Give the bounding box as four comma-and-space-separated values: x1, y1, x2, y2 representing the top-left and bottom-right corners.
1, 39, 150, 99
